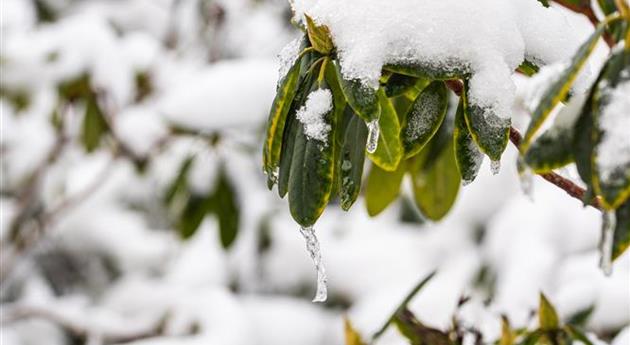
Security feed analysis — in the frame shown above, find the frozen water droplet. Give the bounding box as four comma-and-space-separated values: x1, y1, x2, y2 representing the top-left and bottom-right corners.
519, 168, 534, 201
599, 211, 616, 276
366, 119, 380, 154
490, 160, 501, 175
299, 226, 328, 302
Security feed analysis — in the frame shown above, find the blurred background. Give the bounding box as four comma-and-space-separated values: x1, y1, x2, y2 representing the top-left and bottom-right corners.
0, 1, 628, 344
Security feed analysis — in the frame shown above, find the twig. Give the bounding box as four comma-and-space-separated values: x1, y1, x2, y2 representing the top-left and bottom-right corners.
1, 304, 169, 344
444, 80, 602, 211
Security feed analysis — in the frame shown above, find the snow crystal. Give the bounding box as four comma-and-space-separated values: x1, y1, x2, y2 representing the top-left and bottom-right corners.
277, 36, 303, 82
597, 81, 630, 183
405, 91, 440, 142
296, 89, 333, 143
292, 0, 583, 120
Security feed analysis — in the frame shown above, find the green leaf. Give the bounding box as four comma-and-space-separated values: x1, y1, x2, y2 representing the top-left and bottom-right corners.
410, 138, 460, 221
335, 62, 380, 122
304, 14, 334, 55
566, 305, 595, 327
288, 87, 336, 227
263, 51, 303, 181
517, 59, 540, 77
81, 95, 108, 153
402, 81, 448, 158
573, 91, 598, 199
393, 309, 452, 345
372, 271, 436, 341
177, 194, 212, 239
365, 162, 405, 217
592, 49, 630, 209
524, 126, 575, 173
366, 89, 403, 171
383, 62, 469, 80
522, 23, 606, 151
565, 325, 594, 345
344, 318, 367, 345
461, 81, 510, 162
613, 199, 630, 260
339, 109, 368, 210
539, 293, 560, 330
212, 166, 240, 249
500, 316, 515, 345
165, 156, 195, 206
454, 98, 483, 184
384, 73, 419, 97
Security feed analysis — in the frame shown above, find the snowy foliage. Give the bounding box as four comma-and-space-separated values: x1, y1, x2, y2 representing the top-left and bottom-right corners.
1, 0, 630, 345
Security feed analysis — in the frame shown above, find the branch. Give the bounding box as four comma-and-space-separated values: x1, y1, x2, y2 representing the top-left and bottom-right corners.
1, 303, 170, 344
444, 80, 602, 211
509, 127, 602, 210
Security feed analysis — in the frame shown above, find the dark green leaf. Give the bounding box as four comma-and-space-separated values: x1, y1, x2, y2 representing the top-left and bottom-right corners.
177, 194, 212, 239
454, 98, 483, 184
81, 95, 108, 153
288, 85, 336, 227
566, 305, 595, 327
212, 166, 240, 249
462, 81, 510, 162
165, 156, 195, 205
524, 126, 575, 173
263, 49, 303, 180
402, 81, 448, 158
365, 162, 405, 217
383, 62, 470, 81
565, 325, 594, 345
384, 73, 419, 97
339, 109, 368, 210
335, 62, 380, 122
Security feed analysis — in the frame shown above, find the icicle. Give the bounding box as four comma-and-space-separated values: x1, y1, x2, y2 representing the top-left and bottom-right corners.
490, 160, 501, 175
516, 157, 534, 201
598, 211, 616, 276
299, 226, 328, 302
366, 119, 380, 154
519, 168, 534, 201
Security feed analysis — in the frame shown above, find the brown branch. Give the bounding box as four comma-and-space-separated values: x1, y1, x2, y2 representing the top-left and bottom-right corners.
444, 80, 602, 210
552, 0, 616, 48
1, 304, 171, 344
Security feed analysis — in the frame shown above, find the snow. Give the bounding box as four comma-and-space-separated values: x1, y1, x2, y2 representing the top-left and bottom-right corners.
2, 1, 629, 345
277, 37, 303, 82
296, 89, 333, 143
597, 81, 630, 183
159, 59, 278, 131
292, 0, 584, 120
